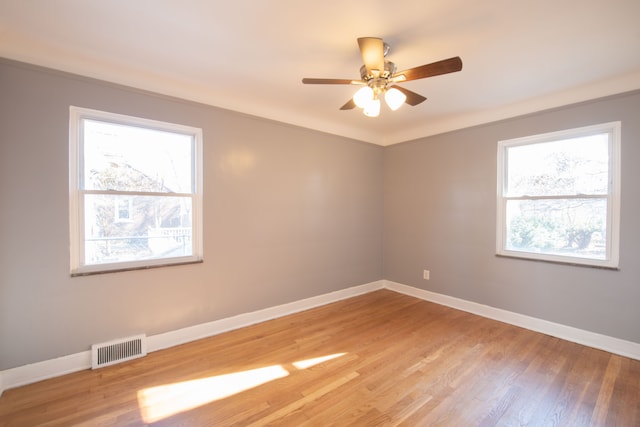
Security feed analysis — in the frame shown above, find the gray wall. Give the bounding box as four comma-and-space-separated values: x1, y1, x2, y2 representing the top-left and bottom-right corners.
383, 90, 640, 344
0, 59, 383, 370
2, 57, 638, 372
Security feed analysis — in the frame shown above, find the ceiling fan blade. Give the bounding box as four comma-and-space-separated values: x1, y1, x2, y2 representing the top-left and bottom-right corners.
340, 98, 356, 110
393, 56, 463, 82
302, 78, 360, 84
357, 37, 385, 76
390, 85, 427, 106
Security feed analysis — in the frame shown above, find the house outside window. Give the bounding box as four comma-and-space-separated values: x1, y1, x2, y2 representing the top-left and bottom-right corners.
496, 122, 621, 268
115, 197, 133, 223
69, 107, 203, 275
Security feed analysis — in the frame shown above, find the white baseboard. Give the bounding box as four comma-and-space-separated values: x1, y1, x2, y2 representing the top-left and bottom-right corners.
384, 280, 640, 361
147, 280, 384, 352
3, 278, 639, 396
0, 280, 384, 396
0, 351, 91, 397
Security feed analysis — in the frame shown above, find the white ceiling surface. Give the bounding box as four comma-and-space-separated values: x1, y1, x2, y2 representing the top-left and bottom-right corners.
1, 1, 639, 146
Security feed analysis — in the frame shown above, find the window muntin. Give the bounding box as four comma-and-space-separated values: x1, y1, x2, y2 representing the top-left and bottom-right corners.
70, 107, 203, 275
496, 122, 620, 268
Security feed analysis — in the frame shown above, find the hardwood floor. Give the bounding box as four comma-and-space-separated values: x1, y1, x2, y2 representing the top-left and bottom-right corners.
1, 290, 638, 426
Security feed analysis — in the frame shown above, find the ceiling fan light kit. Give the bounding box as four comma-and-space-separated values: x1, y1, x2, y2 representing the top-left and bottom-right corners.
353, 86, 374, 108
363, 98, 381, 117
384, 87, 406, 111
302, 37, 463, 118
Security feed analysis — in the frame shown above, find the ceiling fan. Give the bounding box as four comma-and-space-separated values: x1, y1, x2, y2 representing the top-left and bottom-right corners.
302, 37, 462, 117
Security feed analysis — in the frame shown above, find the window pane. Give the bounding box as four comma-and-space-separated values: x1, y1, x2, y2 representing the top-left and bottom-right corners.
505, 134, 609, 197
505, 198, 607, 259
84, 194, 193, 265
83, 120, 193, 193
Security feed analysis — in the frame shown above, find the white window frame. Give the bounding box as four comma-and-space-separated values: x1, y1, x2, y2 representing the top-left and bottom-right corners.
496, 122, 621, 268
69, 106, 203, 275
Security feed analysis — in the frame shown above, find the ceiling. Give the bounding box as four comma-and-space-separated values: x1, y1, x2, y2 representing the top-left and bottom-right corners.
1, 1, 639, 146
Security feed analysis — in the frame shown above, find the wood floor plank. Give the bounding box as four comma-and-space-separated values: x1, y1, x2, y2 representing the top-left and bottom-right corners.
1, 290, 638, 426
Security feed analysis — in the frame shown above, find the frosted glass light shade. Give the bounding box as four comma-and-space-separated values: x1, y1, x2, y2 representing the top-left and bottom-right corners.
363, 98, 380, 117
385, 88, 406, 110
353, 86, 373, 108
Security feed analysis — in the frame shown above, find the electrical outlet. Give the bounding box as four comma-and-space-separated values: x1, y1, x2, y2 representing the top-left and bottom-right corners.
423, 270, 430, 280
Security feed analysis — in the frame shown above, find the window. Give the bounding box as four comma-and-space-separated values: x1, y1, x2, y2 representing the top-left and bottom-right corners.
114, 197, 133, 223
70, 107, 203, 275
496, 122, 620, 268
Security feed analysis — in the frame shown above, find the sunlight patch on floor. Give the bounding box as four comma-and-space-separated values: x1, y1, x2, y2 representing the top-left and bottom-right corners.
137, 352, 347, 423
292, 352, 346, 369
138, 365, 289, 423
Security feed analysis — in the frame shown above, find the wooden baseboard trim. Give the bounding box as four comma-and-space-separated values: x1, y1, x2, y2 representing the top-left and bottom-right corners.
0, 280, 384, 396
0, 351, 91, 397
383, 280, 640, 361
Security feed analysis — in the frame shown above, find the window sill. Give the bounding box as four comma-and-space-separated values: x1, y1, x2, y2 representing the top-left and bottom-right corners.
71, 258, 203, 277
495, 253, 620, 270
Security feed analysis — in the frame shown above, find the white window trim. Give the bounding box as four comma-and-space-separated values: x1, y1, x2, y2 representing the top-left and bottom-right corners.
496, 122, 621, 268
69, 106, 204, 275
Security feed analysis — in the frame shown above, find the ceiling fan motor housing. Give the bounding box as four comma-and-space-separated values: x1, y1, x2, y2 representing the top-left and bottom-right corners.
359, 60, 397, 81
